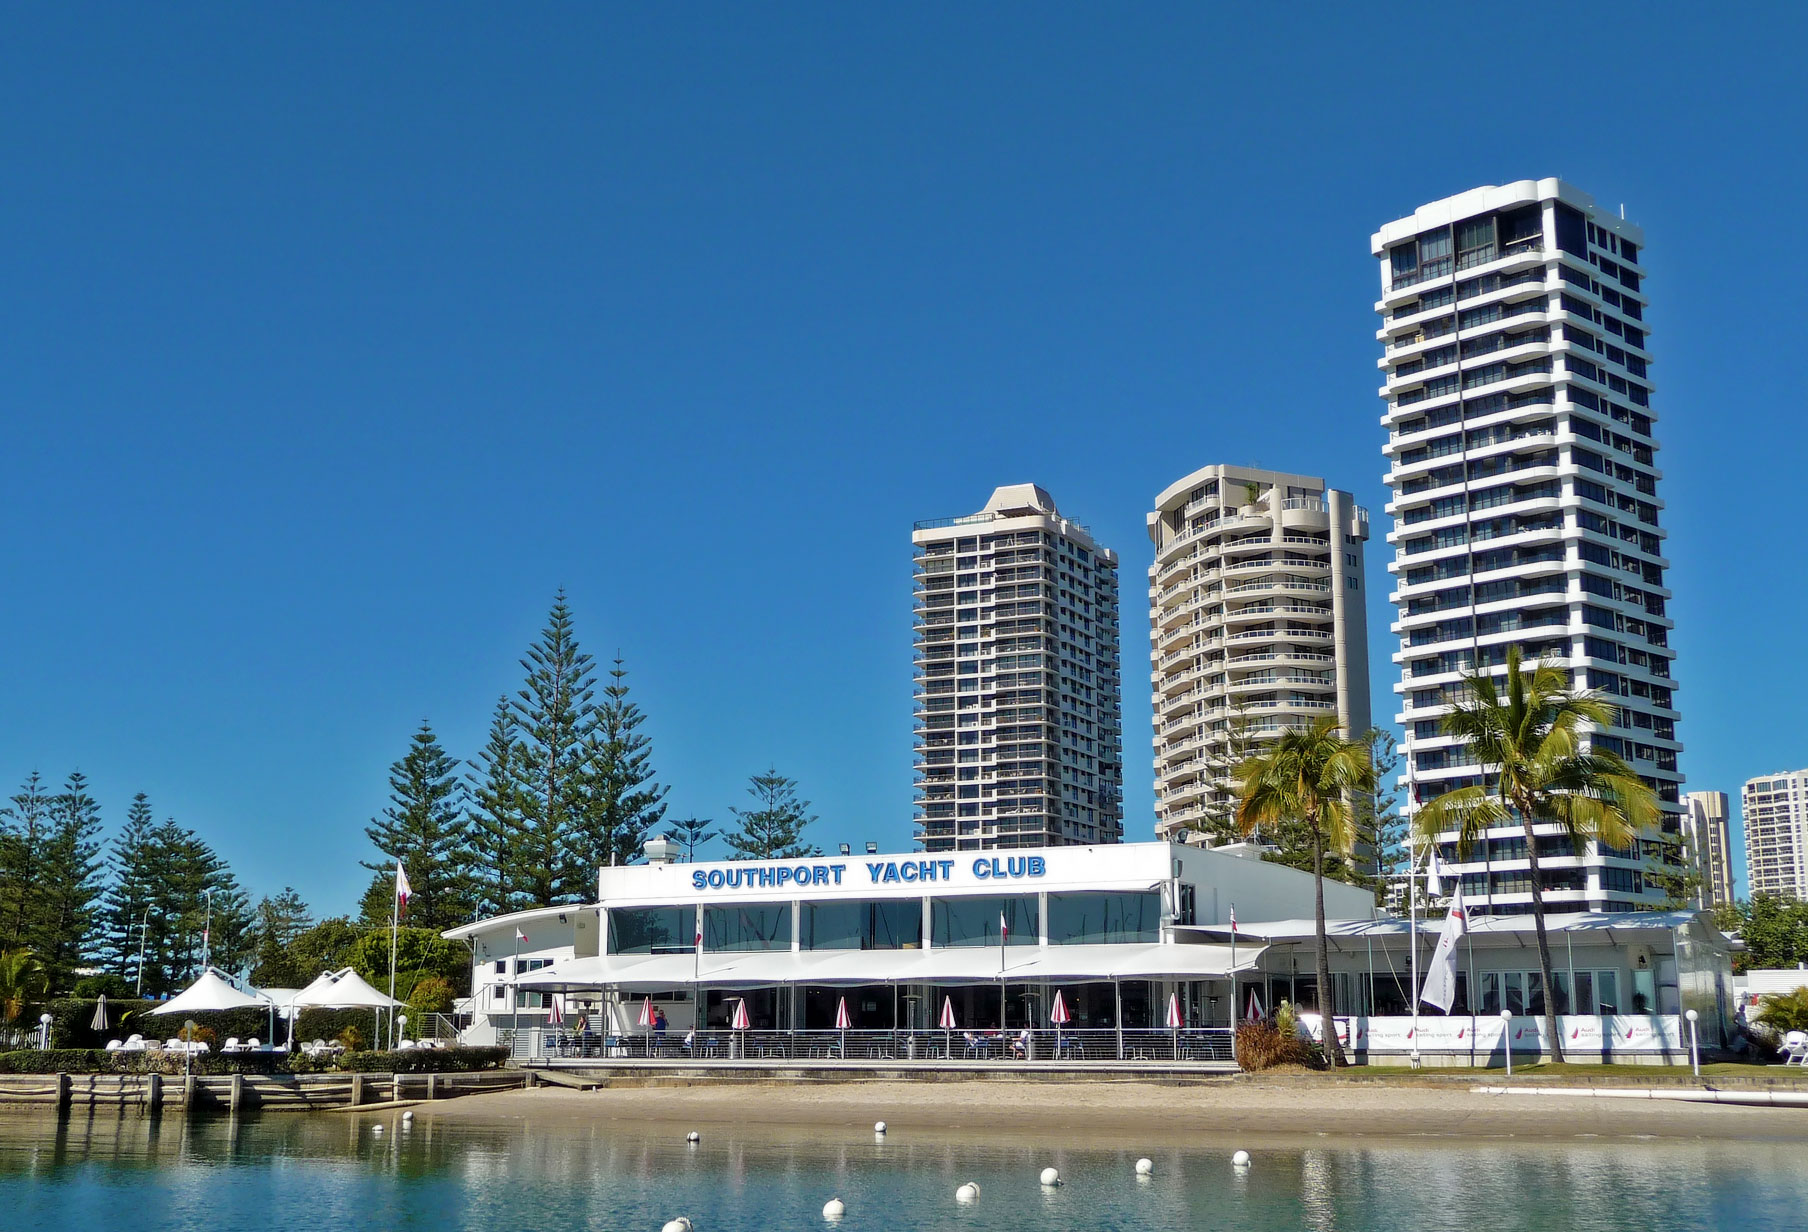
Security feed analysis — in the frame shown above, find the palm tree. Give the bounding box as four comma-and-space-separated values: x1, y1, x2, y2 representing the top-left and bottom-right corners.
1414, 646, 1659, 1064
1234, 716, 1375, 1067
0, 948, 49, 1043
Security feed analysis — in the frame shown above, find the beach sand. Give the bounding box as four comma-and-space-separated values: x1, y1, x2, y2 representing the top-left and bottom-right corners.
417, 1077, 1808, 1143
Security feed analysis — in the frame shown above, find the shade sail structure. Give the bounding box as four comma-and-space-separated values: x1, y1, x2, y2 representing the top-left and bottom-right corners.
514, 942, 1264, 991
289, 967, 402, 1009
150, 969, 272, 1015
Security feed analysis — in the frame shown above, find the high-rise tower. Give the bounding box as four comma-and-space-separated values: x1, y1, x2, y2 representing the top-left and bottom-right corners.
1145, 465, 1370, 842
1743, 772, 1808, 901
1375, 179, 1683, 913
912, 485, 1123, 851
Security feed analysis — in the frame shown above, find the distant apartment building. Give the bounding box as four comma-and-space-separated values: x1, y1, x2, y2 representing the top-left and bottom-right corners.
1145, 465, 1370, 841
1743, 771, 1808, 900
912, 484, 1124, 851
1681, 790, 1734, 908
1376, 179, 1683, 914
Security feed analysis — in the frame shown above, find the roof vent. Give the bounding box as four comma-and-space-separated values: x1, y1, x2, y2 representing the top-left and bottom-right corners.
643, 836, 679, 865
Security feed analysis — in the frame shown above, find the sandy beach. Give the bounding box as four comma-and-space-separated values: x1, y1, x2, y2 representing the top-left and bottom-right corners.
416, 1077, 1808, 1143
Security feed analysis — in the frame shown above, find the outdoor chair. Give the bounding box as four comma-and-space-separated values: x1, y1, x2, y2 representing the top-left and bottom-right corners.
223, 1037, 241, 1052
105, 1039, 123, 1052
397, 1039, 417, 1050
1782, 1031, 1808, 1066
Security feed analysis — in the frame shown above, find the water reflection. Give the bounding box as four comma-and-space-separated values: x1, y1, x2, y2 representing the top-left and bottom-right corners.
3, 1111, 1808, 1232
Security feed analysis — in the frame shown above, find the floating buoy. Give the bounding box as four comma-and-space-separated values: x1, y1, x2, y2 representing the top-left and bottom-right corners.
686, 1131, 701, 1144
1135, 1157, 1154, 1175
661, 1221, 690, 1232
1232, 1149, 1251, 1168
873, 1120, 887, 1134
955, 1183, 979, 1203
823, 1198, 846, 1219
402, 1110, 414, 1122
1039, 1167, 1061, 1187
372, 1124, 383, 1135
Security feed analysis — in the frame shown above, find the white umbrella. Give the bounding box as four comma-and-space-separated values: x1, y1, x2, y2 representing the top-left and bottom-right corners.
1050, 989, 1070, 1056
91, 995, 111, 1033
731, 998, 750, 1030
834, 996, 851, 1055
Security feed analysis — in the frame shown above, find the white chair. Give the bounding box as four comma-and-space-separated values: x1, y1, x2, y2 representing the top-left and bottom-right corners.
246, 1037, 259, 1049
223, 1037, 241, 1053
396, 1039, 417, 1050
1782, 1031, 1808, 1066
105, 1039, 123, 1052
123, 1034, 146, 1052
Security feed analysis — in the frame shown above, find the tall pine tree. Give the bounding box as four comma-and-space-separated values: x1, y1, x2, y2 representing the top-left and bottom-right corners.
38, 773, 106, 986
99, 793, 161, 983
725, 769, 821, 860
147, 818, 253, 988
362, 722, 474, 932
468, 695, 527, 917
510, 592, 597, 905
249, 888, 316, 987
576, 656, 669, 876
0, 772, 54, 953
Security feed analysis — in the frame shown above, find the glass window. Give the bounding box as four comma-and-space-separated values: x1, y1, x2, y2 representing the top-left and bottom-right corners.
931, 895, 1038, 947
1047, 892, 1161, 945
608, 906, 696, 955
704, 903, 792, 951
800, 900, 924, 950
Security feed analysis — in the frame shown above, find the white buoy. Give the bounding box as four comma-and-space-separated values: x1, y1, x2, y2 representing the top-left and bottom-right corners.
661, 1221, 690, 1232
372, 1124, 383, 1135
1135, 1157, 1154, 1175
1039, 1167, 1061, 1187
402, 1110, 414, 1122
1232, 1149, 1251, 1168
873, 1120, 887, 1134
955, 1183, 979, 1203
687, 1130, 701, 1144
822, 1198, 846, 1219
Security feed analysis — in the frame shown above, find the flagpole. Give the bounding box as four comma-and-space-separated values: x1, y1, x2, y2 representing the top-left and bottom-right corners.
388, 869, 401, 1050
512, 924, 523, 1043
1409, 839, 1421, 1068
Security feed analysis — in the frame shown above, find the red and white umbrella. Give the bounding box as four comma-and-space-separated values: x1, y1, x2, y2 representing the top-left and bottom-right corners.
1244, 988, 1265, 1022
638, 996, 655, 1028
938, 996, 957, 1030
1166, 992, 1184, 1029
1049, 990, 1071, 1026
834, 997, 852, 1031
549, 993, 565, 1027
731, 998, 751, 1031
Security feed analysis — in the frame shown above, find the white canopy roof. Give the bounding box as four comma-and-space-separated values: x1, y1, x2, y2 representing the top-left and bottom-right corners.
515, 942, 1263, 991
289, 967, 403, 1009
149, 969, 271, 1015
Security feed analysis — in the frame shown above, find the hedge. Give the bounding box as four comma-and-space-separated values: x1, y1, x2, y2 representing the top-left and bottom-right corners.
0, 1048, 288, 1075
331, 1047, 507, 1074
0, 1049, 110, 1074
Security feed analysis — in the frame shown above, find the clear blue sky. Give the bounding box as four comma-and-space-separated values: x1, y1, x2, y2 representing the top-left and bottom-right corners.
4, 5, 1803, 915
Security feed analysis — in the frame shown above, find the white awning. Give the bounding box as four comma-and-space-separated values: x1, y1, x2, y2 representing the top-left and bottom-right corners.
149, 969, 272, 1015
515, 942, 1262, 990
289, 967, 402, 1009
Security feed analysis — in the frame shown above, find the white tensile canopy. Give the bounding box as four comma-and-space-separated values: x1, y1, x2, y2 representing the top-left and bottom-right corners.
150, 969, 272, 1015
287, 967, 404, 1050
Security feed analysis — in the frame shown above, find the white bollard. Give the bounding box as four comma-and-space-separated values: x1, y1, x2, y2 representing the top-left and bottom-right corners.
823, 1198, 846, 1219
1135, 1157, 1154, 1175
402, 1110, 414, 1122
1232, 1150, 1250, 1168
873, 1120, 887, 1134
1039, 1167, 1061, 1187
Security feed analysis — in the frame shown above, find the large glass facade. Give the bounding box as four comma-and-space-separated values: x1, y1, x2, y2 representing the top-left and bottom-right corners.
608, 906, 695, 955
931, 894, 1038, 947
1047, 892, 1161, 945
704, 903, 792, 951
800, 900, 923, 950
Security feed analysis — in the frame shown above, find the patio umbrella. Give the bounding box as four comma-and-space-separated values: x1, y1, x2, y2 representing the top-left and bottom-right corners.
549, 993, 565, 1027
91, 995, 110, 1033
1244, 987, 1265, 1022
1167, 992, 1183, 1057
639, 995, 655, 1033
731, 998, 751, 1030
1049, 989, 1070, 1056
834, 996, 851, 1055
938, 994, 956, 1058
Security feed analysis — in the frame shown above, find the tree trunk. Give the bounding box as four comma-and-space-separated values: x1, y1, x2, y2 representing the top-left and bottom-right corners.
1521, 805, 1566, 1064
1312, 823, 1347, 1067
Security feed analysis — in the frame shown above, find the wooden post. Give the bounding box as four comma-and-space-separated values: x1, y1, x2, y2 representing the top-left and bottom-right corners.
230, 1073, 244, 1113
182, 1074, 196, 1116
392, 1074, 404, 1104
426, 1074, 438, 1100
56, 1072, 72, 1114
147, 1072, 164, 1113
350, 1073, 364, 1107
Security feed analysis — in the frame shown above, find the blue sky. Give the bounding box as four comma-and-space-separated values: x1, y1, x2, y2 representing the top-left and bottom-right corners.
4, 5, 1803, 914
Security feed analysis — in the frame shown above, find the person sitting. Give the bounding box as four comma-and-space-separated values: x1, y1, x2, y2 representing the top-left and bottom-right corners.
1012, 1026, 1033, 1060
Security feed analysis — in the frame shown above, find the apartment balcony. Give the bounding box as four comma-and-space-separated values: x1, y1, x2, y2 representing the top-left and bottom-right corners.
1226, 649, 1335, 668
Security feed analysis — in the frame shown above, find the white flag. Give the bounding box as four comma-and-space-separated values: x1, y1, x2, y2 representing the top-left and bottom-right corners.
1425, 847, 1443, 899
395, 860, 412, 908
1418, 882, 1467, 1012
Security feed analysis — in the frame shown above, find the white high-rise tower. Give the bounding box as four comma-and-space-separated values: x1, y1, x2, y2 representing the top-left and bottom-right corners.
912, 485, 1124, 851
1375, 179, 1683, 914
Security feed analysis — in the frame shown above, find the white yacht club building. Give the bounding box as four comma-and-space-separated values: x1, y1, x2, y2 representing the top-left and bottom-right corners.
444, 841, 1732, 1065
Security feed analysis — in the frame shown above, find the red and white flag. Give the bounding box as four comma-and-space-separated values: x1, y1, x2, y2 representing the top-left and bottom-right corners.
695, 925, 703, 950
1000, 911, 1009, 943
1229, 903, 1237, 934
1426, 848, 1444, 899
395, 861, 412, 910
1419, 882, 1467, 1012
515, 928, 528, 944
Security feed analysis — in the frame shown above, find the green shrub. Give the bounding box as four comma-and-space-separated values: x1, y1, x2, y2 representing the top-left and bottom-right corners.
1755, 987, 1808, 1035
0, 1049, 109, 1073
334, 1046, 507, 1074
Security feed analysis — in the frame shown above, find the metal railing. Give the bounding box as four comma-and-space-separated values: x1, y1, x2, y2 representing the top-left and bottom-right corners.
521, 1026, 1236, 1065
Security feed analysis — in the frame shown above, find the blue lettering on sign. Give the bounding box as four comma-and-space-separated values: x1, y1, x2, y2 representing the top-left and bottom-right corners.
689, 857, 1043, 892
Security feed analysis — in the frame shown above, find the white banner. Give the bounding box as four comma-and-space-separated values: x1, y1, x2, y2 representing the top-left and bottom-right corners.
1349, 1014, 1682, 1055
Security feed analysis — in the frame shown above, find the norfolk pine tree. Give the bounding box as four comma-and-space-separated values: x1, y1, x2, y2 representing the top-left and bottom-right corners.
575, 656, 669, 875
725, 770, 821, 860
669, 816, 718, 861
0, 772, 55, 952
510, 592, 598, 905
363, 721, 475, 931
99, 793, 160, 980
468, 695, 527, 917
250, 888, 316, 987
38, 773, 107, 986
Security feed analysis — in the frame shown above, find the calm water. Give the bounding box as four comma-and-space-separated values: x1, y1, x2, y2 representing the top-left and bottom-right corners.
3, 1108, 1805, 1231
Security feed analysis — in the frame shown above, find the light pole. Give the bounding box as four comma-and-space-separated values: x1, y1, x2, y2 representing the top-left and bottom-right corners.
38, 1012, 52, 1050
1500, 1008, 1513, 1077
201, 888, 217, 971
1685, 1008, 1700, 1077
134, 905, 159, 996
